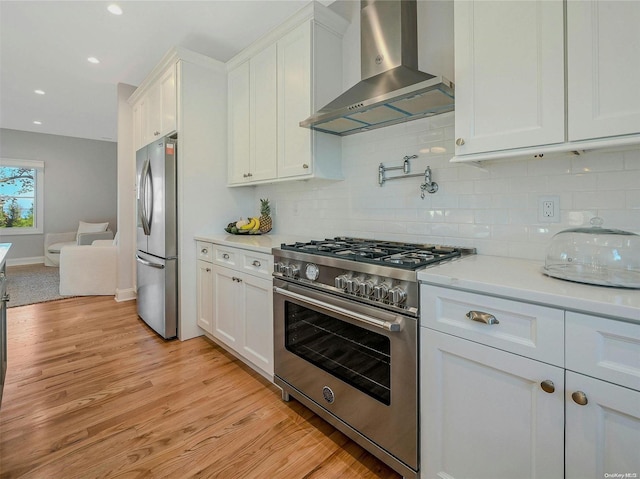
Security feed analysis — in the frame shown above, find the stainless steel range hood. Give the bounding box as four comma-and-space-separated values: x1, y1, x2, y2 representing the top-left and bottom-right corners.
301, 0, 454, 136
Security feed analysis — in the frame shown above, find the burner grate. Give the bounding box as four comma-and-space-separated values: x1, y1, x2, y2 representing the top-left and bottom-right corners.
280, 238, 465, 270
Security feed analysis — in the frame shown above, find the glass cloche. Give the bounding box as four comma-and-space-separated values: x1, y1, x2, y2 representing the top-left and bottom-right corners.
543, 217, 640, 288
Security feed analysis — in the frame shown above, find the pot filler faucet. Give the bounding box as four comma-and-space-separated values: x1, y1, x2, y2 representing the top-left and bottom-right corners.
378, 155, 438, 198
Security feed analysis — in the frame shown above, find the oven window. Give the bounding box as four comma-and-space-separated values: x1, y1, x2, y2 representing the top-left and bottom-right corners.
284, 301, 391, 405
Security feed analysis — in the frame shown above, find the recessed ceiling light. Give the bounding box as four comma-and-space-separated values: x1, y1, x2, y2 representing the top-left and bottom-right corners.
33, 121, 42, 125
88, 57, 100, 64
107, 4, 123, 15
34, 89, 45, 95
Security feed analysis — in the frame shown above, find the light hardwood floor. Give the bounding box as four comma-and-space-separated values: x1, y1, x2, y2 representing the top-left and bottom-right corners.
0, 296, 401, 479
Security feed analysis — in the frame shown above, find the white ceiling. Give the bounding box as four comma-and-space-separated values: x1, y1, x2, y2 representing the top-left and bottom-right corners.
0, 0, 335, 142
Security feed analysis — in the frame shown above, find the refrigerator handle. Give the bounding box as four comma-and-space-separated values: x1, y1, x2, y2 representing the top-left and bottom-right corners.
136, 254, 165, 269
139, 158, 152, 236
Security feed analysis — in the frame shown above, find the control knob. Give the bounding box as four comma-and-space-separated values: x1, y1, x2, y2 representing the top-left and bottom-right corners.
359, 280, 375, 297
284, 264, 300, 278
389, 286, 407, 305
373, 283, 389, 301
274, 262, 286, 274
345, 277, 361, 294
334, 274, 349, 290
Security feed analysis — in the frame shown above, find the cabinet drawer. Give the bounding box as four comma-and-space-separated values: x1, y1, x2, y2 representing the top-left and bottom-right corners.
242, 251, 272, 278
421, 286, 564, 366
196, 241, 213, 262
566, 312, 640, 392
213, 246, 237, 267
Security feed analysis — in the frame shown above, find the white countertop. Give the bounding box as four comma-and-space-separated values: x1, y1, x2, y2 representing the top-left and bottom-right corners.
418, 255, 640, 323
194, 233, 308, 254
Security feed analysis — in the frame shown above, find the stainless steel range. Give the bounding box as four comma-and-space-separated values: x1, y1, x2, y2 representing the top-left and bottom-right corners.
272, 237, 475, 479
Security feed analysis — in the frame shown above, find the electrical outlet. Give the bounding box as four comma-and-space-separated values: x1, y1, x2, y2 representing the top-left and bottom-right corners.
538, 196, 560, 223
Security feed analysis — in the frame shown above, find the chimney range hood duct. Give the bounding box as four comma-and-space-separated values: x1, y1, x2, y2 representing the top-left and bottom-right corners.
301, 0, 454, 136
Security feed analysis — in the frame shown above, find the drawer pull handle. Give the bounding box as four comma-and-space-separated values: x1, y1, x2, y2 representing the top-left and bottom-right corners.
232, 277, 242, 283
540, 380, 555, 394
223, 253, 230, 260
201, 248, 208, 254
466, 310, 499, 325
252, 260, 261, 267
572, 391, 588, 406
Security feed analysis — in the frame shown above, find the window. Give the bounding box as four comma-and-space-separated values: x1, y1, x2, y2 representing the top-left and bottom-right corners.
0, 158, 44, 235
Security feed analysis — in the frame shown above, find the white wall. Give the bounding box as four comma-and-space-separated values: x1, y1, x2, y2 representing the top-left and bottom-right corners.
0, 128, 117, 262
116, 83, 137, 301
255, 112, 640, 261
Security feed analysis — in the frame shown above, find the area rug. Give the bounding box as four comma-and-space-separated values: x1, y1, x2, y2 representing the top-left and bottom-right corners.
6, 264, 72, 307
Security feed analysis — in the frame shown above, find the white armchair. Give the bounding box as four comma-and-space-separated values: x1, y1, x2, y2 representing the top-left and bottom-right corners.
44, 221, 113, 266
59, 237, 117, 296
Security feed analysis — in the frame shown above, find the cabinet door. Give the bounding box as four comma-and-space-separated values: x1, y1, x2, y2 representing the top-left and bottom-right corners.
421, 328, 564, 479
159, 65, 177, 136
145, 82, 162, 141
139, 95, 152, 148
565, 371, 640, 479
454, 0, 565, 156
250, 43, 278, 182
228, 62, 251, 184
240, 274, 273, 376
277, 21, 312, 179
567, 1, 640, 141
196, 260, 214, 334
212, 265, 240, 348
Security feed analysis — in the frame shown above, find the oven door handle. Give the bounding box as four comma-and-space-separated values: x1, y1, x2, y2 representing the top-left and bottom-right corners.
274, 286, 403, 332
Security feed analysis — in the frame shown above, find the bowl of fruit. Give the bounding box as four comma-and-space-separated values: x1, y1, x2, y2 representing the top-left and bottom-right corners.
224, 199, 272, 235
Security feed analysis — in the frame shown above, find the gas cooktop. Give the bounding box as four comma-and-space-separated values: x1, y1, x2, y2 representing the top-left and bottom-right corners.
279, 237, 472, 271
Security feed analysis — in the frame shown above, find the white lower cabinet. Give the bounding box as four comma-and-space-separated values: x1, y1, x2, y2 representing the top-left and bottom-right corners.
564, 311, 640, 479
420, 328, 564, 479
565, 371, 640, 479
420, 285, 640, 479
196, 241, 273, 378
196, 259, 214, 333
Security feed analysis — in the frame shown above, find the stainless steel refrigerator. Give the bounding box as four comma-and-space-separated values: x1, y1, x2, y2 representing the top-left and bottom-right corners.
136, 136, 178, 339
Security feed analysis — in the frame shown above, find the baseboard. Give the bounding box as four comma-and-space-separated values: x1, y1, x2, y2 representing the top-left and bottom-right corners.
115, 288, 136, 302
7, 256, 45, 266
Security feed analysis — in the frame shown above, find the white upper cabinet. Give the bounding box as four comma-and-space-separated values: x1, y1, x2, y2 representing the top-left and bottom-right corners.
228, 45, 278, 184
454, 0, 565, 156
453, 0, 640, 162
250, 43, 278, 181
227, 61, 251, 184
226, 3, 347, 186
131, 63, 177, 151
277, 21, 313, 179
567, 0, 640, 141
133, 64, 177, 151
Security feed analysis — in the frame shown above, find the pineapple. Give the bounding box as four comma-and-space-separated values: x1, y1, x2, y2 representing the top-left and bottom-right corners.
259, 198, 272, 233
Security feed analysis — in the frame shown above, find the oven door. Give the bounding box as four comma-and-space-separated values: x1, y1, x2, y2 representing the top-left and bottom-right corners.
273, 278, 418, 471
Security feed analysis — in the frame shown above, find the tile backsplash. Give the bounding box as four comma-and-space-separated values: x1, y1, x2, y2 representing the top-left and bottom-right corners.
255, 112, 640, 261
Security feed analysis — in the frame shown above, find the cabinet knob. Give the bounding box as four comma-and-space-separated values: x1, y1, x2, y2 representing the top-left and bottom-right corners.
222, 253, 230, 259
201, 248, 208, 254
302, 163, 309, 169
571, 391, 588, 406
154, 131, 160, 136
466, 310, 499, 325
205, 268, 211, 273
540, 380, 555, 394
252, 260, 261, 267
455, 138, 465, 146
243, 173, 248, 178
